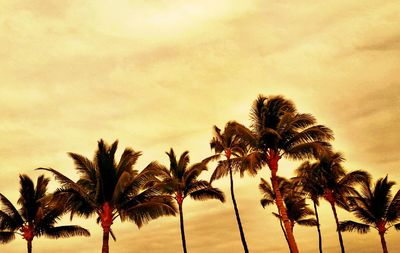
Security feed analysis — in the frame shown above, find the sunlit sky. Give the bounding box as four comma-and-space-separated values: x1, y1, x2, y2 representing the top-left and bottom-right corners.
0, 0, 399, 252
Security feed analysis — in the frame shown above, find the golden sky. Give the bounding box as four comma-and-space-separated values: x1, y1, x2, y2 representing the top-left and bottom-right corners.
1, 0, 400, 252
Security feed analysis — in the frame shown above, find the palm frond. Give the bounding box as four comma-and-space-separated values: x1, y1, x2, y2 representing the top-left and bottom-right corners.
189, 187, 225, 202
44, 226, 90, 239
123, 197, 177, 228
0, 193, 23, 226
68, 153, 97, 182
0, 231, 15, 244
210, 161, 229, 182
297, 218, 318, 227
36, 168, 97, 209
339, 220, 370, 234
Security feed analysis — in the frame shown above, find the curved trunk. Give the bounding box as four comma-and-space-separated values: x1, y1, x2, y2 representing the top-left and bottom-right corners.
278, 212, 291, 253
228, 160, 249, 253
102, 229, 110, 253
313, 201, 323, 253
27, 240, 32, 253
329, 202, 345, 253
379, 232, 388, 253
268, 151, 299, 253
179, 203, 188, 253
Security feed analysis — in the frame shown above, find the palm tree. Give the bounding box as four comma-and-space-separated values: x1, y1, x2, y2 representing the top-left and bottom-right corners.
38, 139, 176, 253
316, 151, 370, 253
144, 148, 225, 253
207, 122, 263, 253
259, 177, 317, 251
0, 174, 89, 253
234, 95, 334, 253
293, 161, 325, 253
339, 176, 400, 253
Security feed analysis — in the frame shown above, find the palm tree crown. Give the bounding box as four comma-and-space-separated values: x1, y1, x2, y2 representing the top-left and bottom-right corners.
236, 95, 334, 253
207, 122, 262, 253
0, 174, 89, 253
340, 176, 400, 253
38, 139, 176, 253
145, 148, 225, 253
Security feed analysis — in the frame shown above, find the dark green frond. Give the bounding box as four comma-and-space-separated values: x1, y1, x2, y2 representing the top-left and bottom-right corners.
189, 187, 225, 202
260, 198, 274, 208
68, 153, 97, 182
0, 193, 23, 226
116, 148, 142, 179
387, 188, 400, 222
297, 218, 318, 227
284, 142, 332, 160
0, 231, 15, 244
37, 168, 97, 209
44, 226, 90, 239
210, 161, 229, 182
339, 220, 370, 234
123, 197, 177, 228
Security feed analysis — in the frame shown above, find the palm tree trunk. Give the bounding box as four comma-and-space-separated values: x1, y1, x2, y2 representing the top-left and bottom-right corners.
228, 162, 249, 253
102, 229, 110, 253
27, 240, 32, 253
379, 232, 388, 253
330, 202, 345, 253
179, 203, 188, 253
269, 153, 299, 253
278, 209, 291, 253
313, 201, 323, 253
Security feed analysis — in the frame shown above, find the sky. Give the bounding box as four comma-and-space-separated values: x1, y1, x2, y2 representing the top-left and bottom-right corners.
0, 0, 399, 252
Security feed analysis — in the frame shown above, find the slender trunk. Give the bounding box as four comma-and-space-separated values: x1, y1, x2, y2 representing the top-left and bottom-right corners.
330, 202, 345, 253
313, 201, 323, 253
278, 214, 291, 253
179, 203, 188, 253
102, 229, 110, 253
379, 232, 388, 253
27, 240, 32, 253
268, 151, 299, 253
228, 160, 249, 253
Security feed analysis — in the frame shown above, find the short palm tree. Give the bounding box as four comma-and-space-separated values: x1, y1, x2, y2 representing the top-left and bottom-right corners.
145, 148, 225, 253
38, 140, 176, 253
0, 174, 89, 253
235, 95, 334, 253
259, 177, 317, 251
339, 176, 400, 253
316, 151, 370, 253
207, 122, 263, 253
293, 161, 325, 253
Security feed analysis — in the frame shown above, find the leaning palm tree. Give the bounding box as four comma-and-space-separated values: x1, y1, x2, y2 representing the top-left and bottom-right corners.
293, 161, 325, 253
0, 174, 89, 253
234, 95, 334, 253
145, 148, 225, 253
259, 176, 292, 250
207, 122, 263, 253
316, 151, 370, 253
38, 140, 176, 253
339, 176, 400, 253
260, 177, 317, 251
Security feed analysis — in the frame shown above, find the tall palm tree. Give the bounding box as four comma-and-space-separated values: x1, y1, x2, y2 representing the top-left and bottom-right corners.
207, 122, 263, 253
0, 174, 89, 253
293, 161, 325, 253
144, 148, 225, 253
316, 151, 370, 253
234, 95, 334, 253
38, 140, 176, 253
259, 177, 317, 251
339, 176, 400, 253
